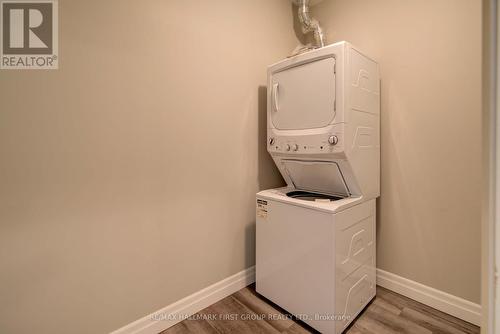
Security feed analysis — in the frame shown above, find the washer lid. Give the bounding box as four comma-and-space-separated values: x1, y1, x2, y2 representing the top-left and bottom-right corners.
282, 160, 349, 197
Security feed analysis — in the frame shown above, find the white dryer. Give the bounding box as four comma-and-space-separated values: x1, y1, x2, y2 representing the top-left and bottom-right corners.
256, 41, 380, 334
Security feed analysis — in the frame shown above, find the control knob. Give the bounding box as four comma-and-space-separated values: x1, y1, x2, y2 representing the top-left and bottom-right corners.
292, 144, 299, 151
328, 135, 339, 146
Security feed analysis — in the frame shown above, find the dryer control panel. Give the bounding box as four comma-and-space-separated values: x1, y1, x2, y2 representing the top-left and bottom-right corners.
267, 123, 344, 155
268, 133, 344, 155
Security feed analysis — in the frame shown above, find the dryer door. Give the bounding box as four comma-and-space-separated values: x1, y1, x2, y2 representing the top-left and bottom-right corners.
270, 57, 336, 130
282, 160, 349, 197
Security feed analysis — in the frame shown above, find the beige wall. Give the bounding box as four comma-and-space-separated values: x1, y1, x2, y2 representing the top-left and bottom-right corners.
311, 0, 482, 303
481, 0, 496, 331
0, 1, 295, 333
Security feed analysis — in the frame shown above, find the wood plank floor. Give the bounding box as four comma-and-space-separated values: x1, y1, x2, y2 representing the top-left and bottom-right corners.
161, 285, 479, 334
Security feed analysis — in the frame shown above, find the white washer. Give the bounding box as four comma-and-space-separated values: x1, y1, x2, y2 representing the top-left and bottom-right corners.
256, 188, 376, 334
256, 41, 380, 334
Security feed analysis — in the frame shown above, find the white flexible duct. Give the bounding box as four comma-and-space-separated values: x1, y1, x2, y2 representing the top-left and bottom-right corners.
297, 0, 325, 48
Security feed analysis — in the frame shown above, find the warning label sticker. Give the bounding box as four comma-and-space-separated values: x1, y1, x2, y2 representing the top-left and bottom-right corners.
256, 199, 268, 219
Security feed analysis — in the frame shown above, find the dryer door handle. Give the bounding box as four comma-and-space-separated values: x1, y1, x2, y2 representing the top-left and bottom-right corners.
272, 83, 279, 112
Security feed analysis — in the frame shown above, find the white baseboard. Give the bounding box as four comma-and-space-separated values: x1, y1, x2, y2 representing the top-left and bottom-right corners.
376, 268, 482, 326
110, 266, 481, 334
110, 266, 256, 334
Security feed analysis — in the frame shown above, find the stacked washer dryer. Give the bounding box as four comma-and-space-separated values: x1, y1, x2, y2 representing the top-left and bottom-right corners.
256, 41, 380, 334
